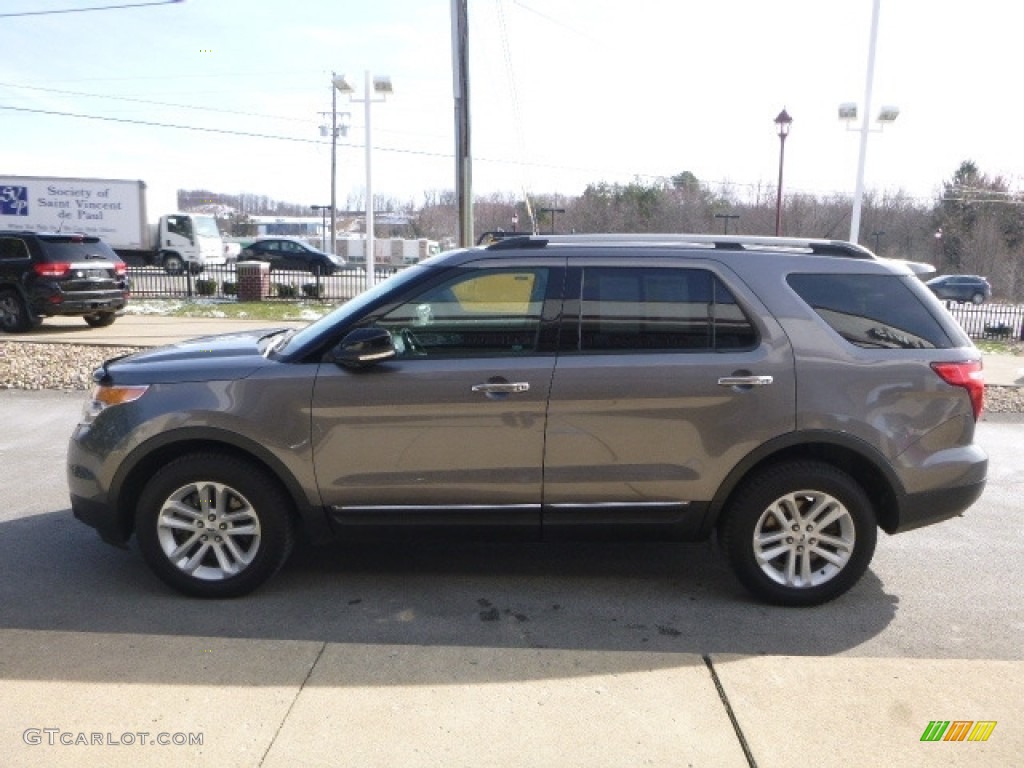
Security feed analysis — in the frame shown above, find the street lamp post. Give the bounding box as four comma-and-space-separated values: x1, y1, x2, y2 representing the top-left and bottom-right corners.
320, 76, 351, 257
715, 213, 739, 234
774, 108, 792, 237
538, 207, 565, 235
871, 230, 885, 252
334, 71, 393, 289
841, 0, 899, 244
311, 205, 329, 249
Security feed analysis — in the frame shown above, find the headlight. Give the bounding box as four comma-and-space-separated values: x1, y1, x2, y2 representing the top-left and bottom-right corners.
80, 384, 149, 425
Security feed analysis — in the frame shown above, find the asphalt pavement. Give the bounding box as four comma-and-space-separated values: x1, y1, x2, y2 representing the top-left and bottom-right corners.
0, 315, 1021, 767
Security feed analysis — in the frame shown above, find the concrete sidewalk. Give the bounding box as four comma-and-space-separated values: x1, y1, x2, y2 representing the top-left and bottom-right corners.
9, 313, 1024, 387
1, 628, 1018, 768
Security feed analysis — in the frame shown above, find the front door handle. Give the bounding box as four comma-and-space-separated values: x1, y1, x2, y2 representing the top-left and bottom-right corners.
717, 375, 774, 387
471, 381, 530, 394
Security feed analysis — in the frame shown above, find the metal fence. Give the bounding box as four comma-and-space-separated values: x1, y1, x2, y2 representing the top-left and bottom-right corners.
945, 302, 1024, 341
127, 266, 1024, 343
126, 264, 402, 303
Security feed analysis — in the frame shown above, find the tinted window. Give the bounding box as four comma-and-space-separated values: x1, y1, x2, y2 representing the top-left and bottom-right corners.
37, 237, 119, 263
0, 237, 30, 260
576, 267, 756, 351
788, 273, 953, 349
376, 267, 551, 357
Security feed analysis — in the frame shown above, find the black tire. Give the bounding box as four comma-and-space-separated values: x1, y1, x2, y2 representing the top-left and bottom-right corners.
971, 292, 984, 305
84, 312, 116, 328
135, 453, 295, 598
719, 461, 877, 606
0, 288, 36, 333
162, 254, 185, 275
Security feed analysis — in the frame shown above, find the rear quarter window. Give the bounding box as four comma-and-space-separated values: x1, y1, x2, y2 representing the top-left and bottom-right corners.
787, 273, 953, 349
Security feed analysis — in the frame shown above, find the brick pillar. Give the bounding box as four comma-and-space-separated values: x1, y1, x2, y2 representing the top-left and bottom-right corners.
236, 261, 269, 302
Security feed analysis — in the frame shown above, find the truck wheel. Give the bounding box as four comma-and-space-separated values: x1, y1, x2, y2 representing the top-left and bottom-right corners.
163, 254, 185, 275
0, 289, 37, 333
135, 453, 295, 598
84, 312, 116, 328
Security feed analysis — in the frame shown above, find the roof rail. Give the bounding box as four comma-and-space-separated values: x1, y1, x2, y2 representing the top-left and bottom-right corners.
479, 233, 876, 260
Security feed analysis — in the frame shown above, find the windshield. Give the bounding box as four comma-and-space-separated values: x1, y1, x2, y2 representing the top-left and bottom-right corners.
280, 265, 429, 353
193, 215, 221, 238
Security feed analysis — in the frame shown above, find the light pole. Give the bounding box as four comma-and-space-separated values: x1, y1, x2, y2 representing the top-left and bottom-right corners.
311, 205, 330, 249
841, 0, 899, 244
334, 71, 393, 289
538, 206, 565, 235
715, 213, 739, 234
320, 76, 350, 256
871, 230, 885, 252
774, 108, 792, 237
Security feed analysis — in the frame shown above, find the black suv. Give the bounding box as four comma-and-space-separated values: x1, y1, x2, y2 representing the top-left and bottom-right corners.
0, 231, 129, 332
68, 234, 987, 605
925, 274, 992, 304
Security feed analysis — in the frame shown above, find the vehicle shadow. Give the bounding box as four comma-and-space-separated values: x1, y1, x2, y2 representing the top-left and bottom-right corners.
0, 508, 899, 686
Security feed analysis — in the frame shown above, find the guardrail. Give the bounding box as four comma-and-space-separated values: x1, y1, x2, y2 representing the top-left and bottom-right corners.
126, 264, 402, 303
944, 302, 1024, 341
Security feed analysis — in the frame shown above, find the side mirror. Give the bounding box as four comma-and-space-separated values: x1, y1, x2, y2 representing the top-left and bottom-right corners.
332, 327, 396, 368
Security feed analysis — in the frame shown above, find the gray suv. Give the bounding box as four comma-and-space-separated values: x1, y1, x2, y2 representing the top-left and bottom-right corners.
67, 235, 988, 605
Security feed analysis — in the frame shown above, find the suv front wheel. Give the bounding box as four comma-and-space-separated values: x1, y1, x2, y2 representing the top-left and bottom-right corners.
719, 461, 877, 606
135, 453, 295, 598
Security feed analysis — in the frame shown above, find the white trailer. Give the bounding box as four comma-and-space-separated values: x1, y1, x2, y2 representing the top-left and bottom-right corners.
0, 175, 226, 274
336, 237, 440, 265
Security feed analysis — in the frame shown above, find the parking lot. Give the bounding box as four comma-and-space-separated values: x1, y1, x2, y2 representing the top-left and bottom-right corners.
0, 388, 1020, 767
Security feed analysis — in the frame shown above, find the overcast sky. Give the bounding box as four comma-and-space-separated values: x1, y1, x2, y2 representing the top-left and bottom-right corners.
1, 0, 1020, 211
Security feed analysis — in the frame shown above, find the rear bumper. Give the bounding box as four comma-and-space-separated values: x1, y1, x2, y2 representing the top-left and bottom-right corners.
890, 477, 987, 534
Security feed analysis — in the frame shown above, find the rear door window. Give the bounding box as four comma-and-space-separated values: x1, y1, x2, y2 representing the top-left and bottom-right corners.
573, 266, 757, 351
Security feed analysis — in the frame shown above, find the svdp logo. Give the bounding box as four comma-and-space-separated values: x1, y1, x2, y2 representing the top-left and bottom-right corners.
0, 186, 30, 216
920, 720, 997, 742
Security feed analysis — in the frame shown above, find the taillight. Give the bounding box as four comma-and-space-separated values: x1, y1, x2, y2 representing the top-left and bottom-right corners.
34, 262, 72, 277
114, 263, 127, 276
932, 360, 985, 421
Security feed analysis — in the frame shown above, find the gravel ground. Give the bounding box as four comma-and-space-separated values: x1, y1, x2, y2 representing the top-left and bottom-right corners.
3, 339, 1024, 413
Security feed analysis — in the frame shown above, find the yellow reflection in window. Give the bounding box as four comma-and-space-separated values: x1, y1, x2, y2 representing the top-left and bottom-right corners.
451, 273, 536, 314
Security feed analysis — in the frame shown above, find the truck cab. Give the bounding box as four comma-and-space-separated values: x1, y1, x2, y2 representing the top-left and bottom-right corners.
157, 214, 227, 274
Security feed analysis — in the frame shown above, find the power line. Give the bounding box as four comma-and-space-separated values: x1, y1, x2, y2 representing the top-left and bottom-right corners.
0, 103, 456, 163
0, 0, 182, 18
0, 81, 315, 125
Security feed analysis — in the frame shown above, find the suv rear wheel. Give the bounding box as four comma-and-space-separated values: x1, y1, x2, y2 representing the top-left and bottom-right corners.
0, 288, 37, 333
719, 461, 877, 606
135, 453, 295, 598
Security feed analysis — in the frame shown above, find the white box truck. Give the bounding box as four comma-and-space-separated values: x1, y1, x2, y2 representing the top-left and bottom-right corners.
0, 175, 226, 274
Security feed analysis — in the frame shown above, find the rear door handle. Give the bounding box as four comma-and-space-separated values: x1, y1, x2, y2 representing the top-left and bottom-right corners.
717, 375, 774, 387
471, 382, 530, 394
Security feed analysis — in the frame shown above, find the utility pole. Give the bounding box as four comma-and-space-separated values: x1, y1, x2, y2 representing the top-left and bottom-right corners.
452, 0, 472, 247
